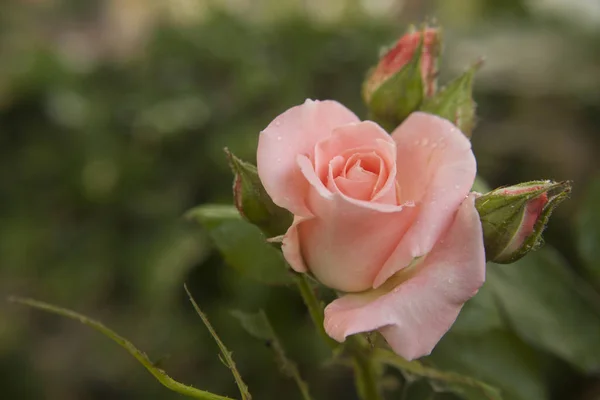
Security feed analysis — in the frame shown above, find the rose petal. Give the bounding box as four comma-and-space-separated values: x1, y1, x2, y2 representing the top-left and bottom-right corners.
291, 156, 416, 292
373, 112, 476, 288
314, 122, 397, 203
323, 195, 485, 360
282, 215, 310, 273
332, 155, 380, 200
257, 99, 359, 217
334, 176, 376, 201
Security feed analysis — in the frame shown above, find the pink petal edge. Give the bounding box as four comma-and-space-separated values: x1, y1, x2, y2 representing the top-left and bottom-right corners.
282, 215, 311, 273
323, 195, 485, 360
257, 99, 359, 217
373, 112, 476, 288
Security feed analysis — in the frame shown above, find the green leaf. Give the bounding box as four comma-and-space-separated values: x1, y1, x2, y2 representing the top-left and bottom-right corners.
226, 149, 293, 238
450, 281, 504, 335
8, 297, 233, 400
577, 174, 600, 284
185, 285, 252, 400
231, 309, 313, 400
488, 246, 600, 372
187, 204, 293, 285
373, 348, 502, 400
420, 60, 481, 138
427, 330, 547, 400
187, 204, 242, 229
399, 378, 437, 400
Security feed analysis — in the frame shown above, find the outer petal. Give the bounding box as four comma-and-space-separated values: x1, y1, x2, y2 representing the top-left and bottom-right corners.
281, 215, 310, 273
374, 112, 476, 287
257, 99, 359, 217
293, 156, 417, 292
324, 195, 485, 360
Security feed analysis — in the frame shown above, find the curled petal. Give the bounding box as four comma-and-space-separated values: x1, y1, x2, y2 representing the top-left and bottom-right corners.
257, 99, 359, 217
374, 112, 476, 288
282, 216, 310, 273
293, 155, 416, 292
324, 195, 485, 360
315, 122, 397, 204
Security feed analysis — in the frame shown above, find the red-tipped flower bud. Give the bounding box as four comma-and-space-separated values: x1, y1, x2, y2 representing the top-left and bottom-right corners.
362, 27, 441, 131
364, 27, 440, 101
475, 180, 571, 264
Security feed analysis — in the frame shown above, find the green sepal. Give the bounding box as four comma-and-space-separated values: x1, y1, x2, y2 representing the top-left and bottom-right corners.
420, 60, 482, 138
226, 149, 292, 238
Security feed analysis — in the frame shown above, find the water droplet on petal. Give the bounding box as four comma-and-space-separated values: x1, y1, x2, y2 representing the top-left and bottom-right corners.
275, 121, 281, 127
421, 138, 429, 146
277, 136, 282, 141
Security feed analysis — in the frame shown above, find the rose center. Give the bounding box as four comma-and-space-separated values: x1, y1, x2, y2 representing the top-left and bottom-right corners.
328, 151, 388, 201
345, 153, 381, 179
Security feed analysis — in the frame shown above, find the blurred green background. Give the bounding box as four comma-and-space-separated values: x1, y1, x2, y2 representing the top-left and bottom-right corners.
1, 0, 600, 399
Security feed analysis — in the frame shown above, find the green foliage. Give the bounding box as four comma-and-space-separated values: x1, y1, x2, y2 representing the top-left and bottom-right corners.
9, 297, 233, 400
185, 285, 252, 400
187, 205, 294, 285
430, 243, 600, 399
374, 349, 502, 400
577, 174, 600, 285
428, 330, 547, 400
488, 247, 600, 372
231, 310, 312, 400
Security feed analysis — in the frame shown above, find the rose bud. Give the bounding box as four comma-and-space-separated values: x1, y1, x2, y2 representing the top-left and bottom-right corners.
226, 148, 293, 238
363, 27, 441, 131
257, 99, 485, 360
475, 180, 571, 264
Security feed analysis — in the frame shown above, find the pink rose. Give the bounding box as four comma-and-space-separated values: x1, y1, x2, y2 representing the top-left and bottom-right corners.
257, 99, 485, 360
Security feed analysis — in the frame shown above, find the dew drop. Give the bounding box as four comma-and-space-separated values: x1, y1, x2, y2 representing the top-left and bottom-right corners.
454, 184, 460, 189
277, 136, 282, 141
413, 140, 420, 146
421, 138, 429, 146
276, 157, 282, 163
275, 120, 281, 127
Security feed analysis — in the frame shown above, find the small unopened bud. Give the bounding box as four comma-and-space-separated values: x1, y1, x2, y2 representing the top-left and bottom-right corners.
225, 149, 293, 238
363, 27, 441, 131
475, 180, 571, 264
